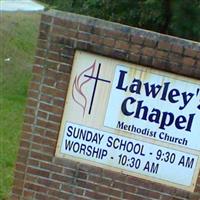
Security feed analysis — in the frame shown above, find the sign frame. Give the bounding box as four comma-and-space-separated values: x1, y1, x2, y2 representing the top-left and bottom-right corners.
56, 50, 200, 191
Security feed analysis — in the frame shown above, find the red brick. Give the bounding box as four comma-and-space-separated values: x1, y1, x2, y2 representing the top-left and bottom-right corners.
36, 48, 46, 58
38, 110, 48, 119
24, 182, 47, 193
196, 60, 200, 69
189, 194, 200, 200
63, 168, 77, 177
103, 37, 115, 47
130, 44, 142, 54
48, 189, 71, 199
34, 57, 45, 66
144, 38, 157, 48
46, 121, 60, 131
11, 194, 20, 200
58, 63, 71, 73
85, 190, 108, 200
79, 23, 93, 33
160, 194, 184, 200
36, 119, 47, 128
53, 157, 76, 168
142, 47, 155, 56
158, 40, 171, 51
45, 69, 57, 79
183, 57, 195, 66
38, 177, 60, 189
43, 146, 55, 155
23, 190, 34, 199
17, 153, 27, 163
32, 65, 43, 74
32, 74, 42, 83
40, 94, 53, 104
194, 67, 200, 79
168, 53, 183, 63
78, 32, 90, 41
19, 140, 30, 149
184, 48, 198, 58
129, 53, 140, 63
123, 192, 143, 200
44, 78, 56, 86
45, 129, 57, 138
40, 162, 62, 173
14, 171, 25, 180
139, 55, 153, 66
28, 90, 39, 99
25, 107, 35, 116
13, 179, 24, 189
18, 148, 29, 158
98, 185, 121, 197
136, 188, 160, 199
90, 34, 103, 45
53, 17, 78, 30
197, 52, 200, 59
39, 102, 53, 112
35, 193, 50, 200
21, 132, 32, 142
56, 81, 68, 90
152, 58, 168, 70
126, 176, 150, 188
27, 167, 50, 178
111, 49, 127, 60
51, 173, 74, 184
30, 82, 40, 91
32, 135, 55, 147
49, 114, 61, 123
27, 98, 38, 108
131, 35, 144, 45
30, 151, 52, 162
24, 116, 35, 124
61, 184, 84, 195
28, 158, 39, 167
103, 29, 129, 41
41, 14, 52, 24
156, 50, 168, 59
34, 127, 45, 135
39, 28, 49, 39
12, 186, 23, 196
171, 44, 183, 54
109, 197, 121, 200
26, 174, 38, 183
53, 98, 65, 108
76, 179, 95, 190
115, 40, 129, 50
79, 163, 102, 174
37, 39, 48, 49
88, 174, 111, 186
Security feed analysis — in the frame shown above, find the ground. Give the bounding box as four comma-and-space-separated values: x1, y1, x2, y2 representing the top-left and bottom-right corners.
0, 12, 40, 199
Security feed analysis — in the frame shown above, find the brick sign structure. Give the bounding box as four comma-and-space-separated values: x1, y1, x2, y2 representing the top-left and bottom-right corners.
12, 10, 200, 200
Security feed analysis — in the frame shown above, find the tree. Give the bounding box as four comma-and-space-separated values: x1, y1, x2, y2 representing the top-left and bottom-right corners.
40, 0, 200, 41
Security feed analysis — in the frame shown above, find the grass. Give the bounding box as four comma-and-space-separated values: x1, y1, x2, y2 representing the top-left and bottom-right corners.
0, 12, 41, 199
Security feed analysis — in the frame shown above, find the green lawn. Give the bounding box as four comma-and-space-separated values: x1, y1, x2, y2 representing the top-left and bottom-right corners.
0, 12, 40, 199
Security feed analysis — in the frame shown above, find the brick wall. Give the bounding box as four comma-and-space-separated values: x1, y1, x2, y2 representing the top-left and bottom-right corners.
12, 10, 200, 200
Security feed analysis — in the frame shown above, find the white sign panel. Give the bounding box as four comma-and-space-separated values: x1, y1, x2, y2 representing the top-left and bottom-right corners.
61, 122, 198, 186
56, 50, 200, 191
104, 65, 200, 151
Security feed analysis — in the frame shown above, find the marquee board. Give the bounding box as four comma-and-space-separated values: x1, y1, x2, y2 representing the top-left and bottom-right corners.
56, 50, 200, 191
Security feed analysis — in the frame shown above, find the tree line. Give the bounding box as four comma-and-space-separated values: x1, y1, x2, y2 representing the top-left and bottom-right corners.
41, 0, 200, 41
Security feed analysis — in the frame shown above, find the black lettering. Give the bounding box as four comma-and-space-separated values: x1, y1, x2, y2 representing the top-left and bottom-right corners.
116, 70, 128, 91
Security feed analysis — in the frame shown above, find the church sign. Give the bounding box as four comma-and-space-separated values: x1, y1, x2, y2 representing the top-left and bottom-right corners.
56, 50, 200, 191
